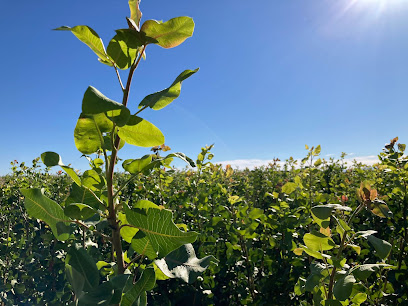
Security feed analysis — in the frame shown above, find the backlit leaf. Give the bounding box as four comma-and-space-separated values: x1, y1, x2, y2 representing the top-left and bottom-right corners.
118, 115, 164, 147
304, 232, 335, 252
55, 26, 109, 61
82, 86, 130, 126
138, 69, 198, 110
21, 188, 71, 241
141, 17, 194, 49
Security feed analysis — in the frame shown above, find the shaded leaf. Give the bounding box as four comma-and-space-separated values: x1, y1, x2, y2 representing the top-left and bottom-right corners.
67, 246, 99, 292
352, 264, 392, 281
64, 203, 97, 220
333, 274, 355, 301
121, 268, 155, 306
369, 199, 393, 218
367, 235, 392, 259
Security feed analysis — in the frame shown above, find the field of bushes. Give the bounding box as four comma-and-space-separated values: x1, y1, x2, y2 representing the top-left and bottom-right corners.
1, 139, 407, 305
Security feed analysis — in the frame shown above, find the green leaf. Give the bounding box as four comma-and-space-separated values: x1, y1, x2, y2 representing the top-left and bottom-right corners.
312, 204, 351, 228
74, 113, 112, 154
118, 213, 138, 243
78, 281, 114, 306
82, 169, 105, 191
128, 0, 143, 29
304, 232, 335, 252
64, 203, 97, 220
369, 199, 393, 218
41, 152, 81, 185
141, 17, 194, 49
41, 151, 61, 167
82, 86, 130, 126
155, 244, 217, 284
282, 182, 297, 194
109, 274, 131, 304
299, 245, 325, 260
121, 268, 156, 306
65, 183, 103, 210
138, 69, 198, 110
333, 274, 355, 301
124, 205, 198, 258
367, 235, 392, 259
65, 264, 85, 297
352, 264, 392, 281
248, 208, 264, 220
312, 204, 352, 219
107, 30, 142, 69
21, 188, 71, 241
351, 293, 367, 305
313, 145, 321, 156
67, 246, 99, 292
54, 26, 109, 61
118, 115, 164, 147
122, 155, 153, 174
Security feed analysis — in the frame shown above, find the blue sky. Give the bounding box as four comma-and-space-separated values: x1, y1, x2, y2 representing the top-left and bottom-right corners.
1, 0, 408, 174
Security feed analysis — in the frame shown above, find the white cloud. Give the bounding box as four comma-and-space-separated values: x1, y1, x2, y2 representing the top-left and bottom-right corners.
217, 155, 379, 170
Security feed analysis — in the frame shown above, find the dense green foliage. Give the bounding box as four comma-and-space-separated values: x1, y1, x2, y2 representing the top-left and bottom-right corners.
1, 1, 407, 305
1, 140, 407, 305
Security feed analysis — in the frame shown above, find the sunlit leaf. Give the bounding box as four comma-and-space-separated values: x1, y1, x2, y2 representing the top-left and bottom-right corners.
155, 244, 217, 284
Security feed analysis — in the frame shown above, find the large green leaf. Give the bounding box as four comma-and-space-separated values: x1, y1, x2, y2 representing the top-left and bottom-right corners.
65, 182, 103, 210
55, 26, 109, 61
82, 86, 130, 126
351, 264, 393, 281
333, 274, 356, 301
21, 188, 71, 241
367, 235, 392, 259
138, 69, 198, 110
66, 246, 99, 292
124, 205, 198, 258
304, 232, 335, 252
74, 113, 112, 154
122, 155, 153, 174
65, 264, 85, 298
121, 268, 156, 306
141, 17, 194, 49
155, 244, 217, 284
78, 282, 114, 306
118, 115, 164, 147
